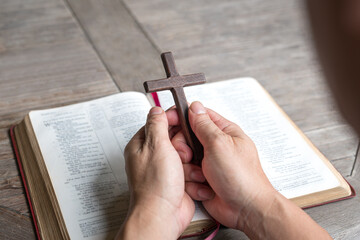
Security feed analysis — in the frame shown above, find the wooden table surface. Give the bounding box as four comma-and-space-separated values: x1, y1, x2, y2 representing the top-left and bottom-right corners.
1, 0, 360, 239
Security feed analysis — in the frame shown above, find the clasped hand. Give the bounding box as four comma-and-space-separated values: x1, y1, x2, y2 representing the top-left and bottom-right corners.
117, 101, 276, 239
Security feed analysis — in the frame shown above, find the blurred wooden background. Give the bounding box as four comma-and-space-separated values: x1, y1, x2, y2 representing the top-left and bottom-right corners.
1, 0, 360, 239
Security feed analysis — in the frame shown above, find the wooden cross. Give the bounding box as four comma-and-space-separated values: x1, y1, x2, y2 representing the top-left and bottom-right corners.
144, 52, 206, 165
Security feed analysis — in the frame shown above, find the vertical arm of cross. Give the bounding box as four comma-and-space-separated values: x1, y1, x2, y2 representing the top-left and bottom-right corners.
143, 52, 205, 165
171, 87, 204, 165
162, 52, 179, 77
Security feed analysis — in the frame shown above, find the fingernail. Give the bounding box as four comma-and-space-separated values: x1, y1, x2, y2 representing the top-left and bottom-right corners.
198, 188, 214, 199
190, 170, 206, 182
190, 101, 206, 114
149, 107, 163, 115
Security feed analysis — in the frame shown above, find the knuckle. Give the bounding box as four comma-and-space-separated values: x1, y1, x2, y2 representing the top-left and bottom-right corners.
172, 135, 186, 147
193, 116, 210, 132
145, 136, 168, 151
224, 124, 240, 133
147, 113, 165, 124
146, 118, 157, 129
207, 133, 221, 146
146, 116, 166, 132
208, 132, 229, 148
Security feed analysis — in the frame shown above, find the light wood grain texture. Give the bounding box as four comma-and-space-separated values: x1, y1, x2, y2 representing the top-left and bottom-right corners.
306, 124, 358, 164
65, 0, 164, 93
0, 207, 36, 240
122, 0, 343, 127
306, 177, 360, 239
122, 0, 360, 181
0, 0, 118, 128
0, 0, 118, 238
1, 0, 360, 238
0, 129, 30, 216
121, 0, 360, 239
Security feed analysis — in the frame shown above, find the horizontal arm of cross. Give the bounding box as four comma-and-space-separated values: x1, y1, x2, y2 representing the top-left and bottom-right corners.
143, 51, 206, 165
144, 73, 206, 92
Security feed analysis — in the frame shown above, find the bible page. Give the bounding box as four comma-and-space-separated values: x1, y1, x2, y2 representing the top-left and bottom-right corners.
157, 78, 341, 199
30, 92, 150, 240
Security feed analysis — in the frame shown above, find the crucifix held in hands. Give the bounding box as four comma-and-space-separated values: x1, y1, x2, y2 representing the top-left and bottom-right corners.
144, 52, 206, 165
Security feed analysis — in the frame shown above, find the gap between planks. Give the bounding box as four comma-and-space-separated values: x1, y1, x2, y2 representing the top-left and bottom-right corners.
121, 0, 162, 53
0, 205, 31, 218
62, 0, 120, 91
350, 140, 360, 177
64, 0, 164, 92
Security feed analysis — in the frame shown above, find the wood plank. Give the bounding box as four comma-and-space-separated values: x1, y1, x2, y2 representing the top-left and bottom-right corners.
0, 0, 119, 238
196, 178, 360, 240
0, 207, 36, 240
123, 0, 360, 238
0, 0, 119, 129
305, 125, 358, 160
0, 129, 14, 161
284, 96, 344, 132
0, 0, 83, 50
1, 0, 358, 238
324, 144, 360, 238
0, 128, 30, 216
123, 0, 315, 83
67, 0, 359, 167
350, 144, 360, 178
331, 157, 356, 178
65, 0, 164, 93
305, 177, 360, 239
124, 0, 357, 162
0, 185, 29, 216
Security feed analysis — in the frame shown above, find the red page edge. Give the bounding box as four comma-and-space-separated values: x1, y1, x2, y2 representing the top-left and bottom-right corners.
9, 126, 41, 240
151, 92, 161, 107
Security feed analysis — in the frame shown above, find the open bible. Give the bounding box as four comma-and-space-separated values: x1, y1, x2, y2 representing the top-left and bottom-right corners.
11, 77, 354, 240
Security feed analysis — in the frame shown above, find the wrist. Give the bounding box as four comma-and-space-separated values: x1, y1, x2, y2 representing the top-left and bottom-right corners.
238, 187, 280, 234
240, 190, 332, 240
117, 200, 180, 240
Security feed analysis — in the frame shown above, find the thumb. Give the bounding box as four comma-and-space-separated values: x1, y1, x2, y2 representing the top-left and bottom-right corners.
145, 107, 170, 147
188, 101, 224, 147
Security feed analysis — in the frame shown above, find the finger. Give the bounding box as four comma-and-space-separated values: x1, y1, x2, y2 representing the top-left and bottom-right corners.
166, 107, 181, 139
172, 131, 193, 163
185, 182, 215, 201
165, 107, 180, 126
165, 103, 191, 126
206, 108, 245, 137
183, 163, 206, 182
145, 107, 170, 147
188, 101, 226, 147
188, 102, 246, 146
124, 126, 145, 155
169, 125, 181, 139
166, 105, 177, 111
